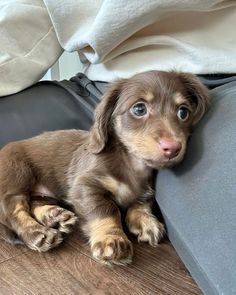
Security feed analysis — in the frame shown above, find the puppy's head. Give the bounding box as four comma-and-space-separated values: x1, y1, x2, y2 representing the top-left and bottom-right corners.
90, 71, 210, 169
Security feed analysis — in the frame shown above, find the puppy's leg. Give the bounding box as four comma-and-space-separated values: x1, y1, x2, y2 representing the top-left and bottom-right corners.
70, 178, 133, 265
30, 198, 77, 234
0, 148, 62, 252
2, 194, 63, 252
83, 214, 133, 266
126, 201, 165, 246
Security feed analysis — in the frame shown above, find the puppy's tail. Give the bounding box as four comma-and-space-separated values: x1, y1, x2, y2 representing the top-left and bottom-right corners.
0, 223, 23, 245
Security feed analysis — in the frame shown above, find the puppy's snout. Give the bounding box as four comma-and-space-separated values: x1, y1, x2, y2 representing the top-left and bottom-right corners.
159, 138, 182, 159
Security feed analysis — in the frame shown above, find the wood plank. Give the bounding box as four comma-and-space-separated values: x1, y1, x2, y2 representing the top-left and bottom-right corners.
0, 227, 202, 295
67, 228, 202, 295
0, 242, 154, 295
0, 239, 28, 264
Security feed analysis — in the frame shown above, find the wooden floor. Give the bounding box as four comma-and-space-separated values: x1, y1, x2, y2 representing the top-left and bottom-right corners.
0, 227, 202, 295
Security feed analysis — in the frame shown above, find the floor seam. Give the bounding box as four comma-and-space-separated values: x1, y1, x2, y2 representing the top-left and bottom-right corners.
0, 249, 29, 266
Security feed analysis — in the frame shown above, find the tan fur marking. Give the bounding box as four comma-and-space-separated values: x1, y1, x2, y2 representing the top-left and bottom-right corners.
100, 176, 132, 204
126, 204, 165, 246
100, 176, 119, 196
12, 203, 26, 215
144, 91, 154, 102
84, 216, 121, 246
17, 212, 36, 227
13, 203, 36, 228
173, 92, 186, 105
120, 131, 162, 160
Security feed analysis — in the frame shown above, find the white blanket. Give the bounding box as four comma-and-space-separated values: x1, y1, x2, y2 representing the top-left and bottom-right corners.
1, 0, 236, 96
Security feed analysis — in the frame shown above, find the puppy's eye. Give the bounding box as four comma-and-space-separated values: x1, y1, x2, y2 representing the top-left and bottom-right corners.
177, 107, 189, 121
131, 102, 147, 117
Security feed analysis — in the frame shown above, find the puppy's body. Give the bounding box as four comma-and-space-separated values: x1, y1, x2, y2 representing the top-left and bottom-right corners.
0, 129, 152, 208
0, 71, 210, 265
0, 130, 86, 197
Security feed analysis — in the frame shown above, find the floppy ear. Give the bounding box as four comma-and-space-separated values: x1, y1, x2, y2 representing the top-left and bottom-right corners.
179, 73, 211, 125
89, 79, 126, 154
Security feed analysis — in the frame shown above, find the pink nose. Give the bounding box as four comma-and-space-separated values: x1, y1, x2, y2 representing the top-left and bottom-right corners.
159, 138, 182, 159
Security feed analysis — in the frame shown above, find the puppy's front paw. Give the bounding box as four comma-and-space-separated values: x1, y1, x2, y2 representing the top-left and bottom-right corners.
91, 234, 133, 266
127, 212, 165, 247
22, 225, 63, 252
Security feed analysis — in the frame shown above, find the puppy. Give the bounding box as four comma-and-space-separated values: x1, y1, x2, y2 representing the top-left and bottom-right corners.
0, 71, 210, 265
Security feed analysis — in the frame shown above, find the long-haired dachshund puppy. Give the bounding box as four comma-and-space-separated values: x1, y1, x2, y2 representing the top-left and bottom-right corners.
0, 71, 210, 265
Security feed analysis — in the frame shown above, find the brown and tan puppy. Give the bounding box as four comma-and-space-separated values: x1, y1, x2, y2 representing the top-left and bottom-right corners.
0, 71, 210, 265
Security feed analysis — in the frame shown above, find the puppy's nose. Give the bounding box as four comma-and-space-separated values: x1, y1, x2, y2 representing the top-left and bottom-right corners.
159, 138, 182, 159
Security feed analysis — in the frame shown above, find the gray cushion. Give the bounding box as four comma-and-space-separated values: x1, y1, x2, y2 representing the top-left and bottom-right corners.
156, 81, 236, 295
0, 80, 96, 147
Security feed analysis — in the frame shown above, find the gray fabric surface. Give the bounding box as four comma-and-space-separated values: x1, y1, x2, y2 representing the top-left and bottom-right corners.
0, 75, 104, 147
156, 81, 236, 295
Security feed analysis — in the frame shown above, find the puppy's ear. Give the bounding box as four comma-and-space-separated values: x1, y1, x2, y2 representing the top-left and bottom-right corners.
89, 79, 126, 154
179, 73, 211, 125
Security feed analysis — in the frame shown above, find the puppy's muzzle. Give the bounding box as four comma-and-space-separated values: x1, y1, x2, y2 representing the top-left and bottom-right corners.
159, 137, 182, 159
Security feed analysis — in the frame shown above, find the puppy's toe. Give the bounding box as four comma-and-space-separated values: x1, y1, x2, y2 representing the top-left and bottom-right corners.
91, 235, 133, 266
54, 209, 78, 233
23, 226, 63, 252
127, 214, 165, 247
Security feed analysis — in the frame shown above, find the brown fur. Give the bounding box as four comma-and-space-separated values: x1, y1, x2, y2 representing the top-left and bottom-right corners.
0, 70, 210, 265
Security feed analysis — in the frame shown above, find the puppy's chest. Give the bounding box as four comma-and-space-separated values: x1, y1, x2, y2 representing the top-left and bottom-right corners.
101, 175, 152, 208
